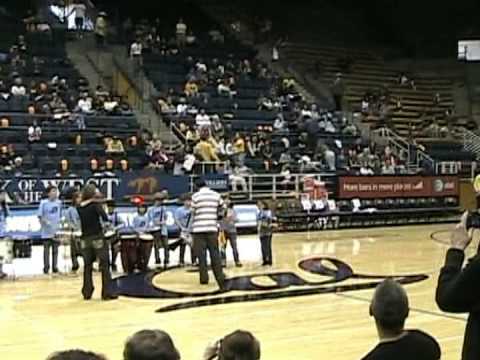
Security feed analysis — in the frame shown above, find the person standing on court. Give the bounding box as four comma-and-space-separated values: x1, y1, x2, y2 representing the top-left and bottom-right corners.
174, 193, 196, 266
257, 201, 274, 266
436, 212, 480, 360
64, 191, 82, 273
220, 199, 242, 267
38, 185, 62, 274
191, 178, 226, 289
77, 184, 117, 300
0, 190, 9, 279
147, 192, 169, 268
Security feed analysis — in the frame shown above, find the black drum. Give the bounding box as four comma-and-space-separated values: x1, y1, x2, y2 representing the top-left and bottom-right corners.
13, 238, 33, 258
119, 229, 139, 274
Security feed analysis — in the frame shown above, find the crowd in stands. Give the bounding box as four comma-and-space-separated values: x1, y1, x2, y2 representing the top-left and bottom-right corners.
125, 18, 414, 182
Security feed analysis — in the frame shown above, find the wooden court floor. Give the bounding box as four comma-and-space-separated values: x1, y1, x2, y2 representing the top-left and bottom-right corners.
0, 224, 471, 360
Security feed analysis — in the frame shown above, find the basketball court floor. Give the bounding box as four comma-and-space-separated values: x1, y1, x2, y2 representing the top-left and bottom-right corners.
0, 224, 470, 360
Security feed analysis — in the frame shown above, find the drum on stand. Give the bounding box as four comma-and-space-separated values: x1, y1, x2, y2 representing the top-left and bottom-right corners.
12, 236, 32, 259
138, 232, 154, 272
119, 228, 139, 274
0, 237, 14, 263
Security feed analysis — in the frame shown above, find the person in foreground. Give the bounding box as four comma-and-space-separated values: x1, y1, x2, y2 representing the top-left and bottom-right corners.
123, 329, 180, 360
47, 349, 107, 360
436, 211, 480, 360
203, 329, 261, 360
362, 278, 440, 360
77, 184, 117, 300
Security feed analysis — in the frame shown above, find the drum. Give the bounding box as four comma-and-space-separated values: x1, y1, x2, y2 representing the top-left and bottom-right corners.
119, 230, 139, 274
149, 226, 162, 234
13, 237, 32, 259
54, 230, 73, 245
0, 237, 14, 263
139, 233, 154, 242
103, 229, 117, 240
137, 232, 153, 272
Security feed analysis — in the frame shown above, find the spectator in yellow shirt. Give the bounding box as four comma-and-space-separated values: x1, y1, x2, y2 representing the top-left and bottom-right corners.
194, 134, 220, 162
184, 79, 199, 97
232, 132, 246, 166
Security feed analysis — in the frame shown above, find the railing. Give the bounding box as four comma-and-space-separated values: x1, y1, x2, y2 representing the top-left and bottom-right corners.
373, 127, 435, 171
462, 127, 480, 160
189, 172, 336, 200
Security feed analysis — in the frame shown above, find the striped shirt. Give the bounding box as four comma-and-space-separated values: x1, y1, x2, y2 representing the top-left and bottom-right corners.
191, 187, 224, 233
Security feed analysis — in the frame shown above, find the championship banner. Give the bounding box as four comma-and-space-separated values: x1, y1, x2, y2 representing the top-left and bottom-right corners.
338, 176, 459, 199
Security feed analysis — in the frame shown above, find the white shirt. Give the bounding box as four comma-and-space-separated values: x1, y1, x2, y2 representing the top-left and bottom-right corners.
176, 103, 188, 114
11, 85, 26, 96
191, 187, 224, 233
130, 42, 142, 56
28, 126, 42, 141
73, 4, 87, 18
78, 98, 92, 112
176, 22, 187, 35
195, 113, 211, 128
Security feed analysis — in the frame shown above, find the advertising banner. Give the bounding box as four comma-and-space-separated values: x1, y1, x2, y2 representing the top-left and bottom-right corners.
338, 176, 459, 199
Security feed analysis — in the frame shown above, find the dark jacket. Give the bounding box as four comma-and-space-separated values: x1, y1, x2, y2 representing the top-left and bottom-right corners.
436, 248, 480, 360
77, 201, 108, 239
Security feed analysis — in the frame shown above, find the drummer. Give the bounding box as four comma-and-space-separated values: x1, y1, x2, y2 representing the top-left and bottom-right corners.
106, 201, 125, 272
147, 191, 169, 268
133, 203, 152, 271
0, 190, 9, 279
174, 193, 196, 266
64, 192, 82, 273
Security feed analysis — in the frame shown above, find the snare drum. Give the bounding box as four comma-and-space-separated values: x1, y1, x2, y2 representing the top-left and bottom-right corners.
13, 237, 32, 259
0, 237, 14, 263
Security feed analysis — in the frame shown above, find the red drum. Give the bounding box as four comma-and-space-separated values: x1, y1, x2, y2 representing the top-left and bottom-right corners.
120, 231, 138, 274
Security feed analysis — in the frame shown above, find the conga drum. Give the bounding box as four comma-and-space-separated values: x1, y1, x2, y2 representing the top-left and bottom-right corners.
12, 236, 32, 259
0, 237, 14, 264
119, 228, 138, 274
138, 232, 154, 272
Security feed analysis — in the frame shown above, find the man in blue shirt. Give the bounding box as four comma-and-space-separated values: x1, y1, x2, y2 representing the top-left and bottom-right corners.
133, 203, 151, 272
174, 193, 195, 266
147, 192, 169, 268
38, 186, 62, 274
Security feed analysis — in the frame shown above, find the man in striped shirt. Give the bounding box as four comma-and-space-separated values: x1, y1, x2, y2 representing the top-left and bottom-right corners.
191, 178, 226, 289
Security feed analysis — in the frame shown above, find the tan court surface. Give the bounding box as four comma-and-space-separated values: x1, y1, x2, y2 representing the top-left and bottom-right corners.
0, 224, 471, 360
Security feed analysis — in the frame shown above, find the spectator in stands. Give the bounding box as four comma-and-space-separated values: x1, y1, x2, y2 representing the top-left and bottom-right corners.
322, 145, 336, 171
0, 146, 13, 172
95, 12, 108, 48
130, 37, 143, 73
70, 0, 87, 38
28, 120, 42, 144
184, 79, 199, 97
106, 136, 125, 155
12, 157, 25, 176
261, 141, 273, 172
203, 330, 261, 360
176, 18, 187, 48
186, 30, 197, 46
230, 165, 253, 192
381, 159, 396, 175
218, 79, 235, 98
0, 117, 9, 128
343, 121, 358, 136
362, 279, 440, 360
119, 159, 131, 173
233, 133, 246, 166
90, 158, 100, 174
148, 140, 170, 170
273, 114, 287, 133
47, 349, 108, 360
195, 109, 211, 128
124, 329, 180, 360
194, 134, 220, 163
56, 159, 72, 177
11, 77, 27, 96
331, 73, 345, 111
